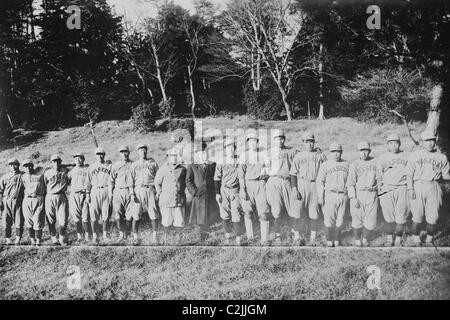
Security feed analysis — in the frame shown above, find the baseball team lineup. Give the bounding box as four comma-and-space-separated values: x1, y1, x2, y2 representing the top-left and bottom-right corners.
1, 127, 449, 248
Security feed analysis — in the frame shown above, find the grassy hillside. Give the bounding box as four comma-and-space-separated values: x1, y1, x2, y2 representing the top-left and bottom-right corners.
1, 246, 449, 299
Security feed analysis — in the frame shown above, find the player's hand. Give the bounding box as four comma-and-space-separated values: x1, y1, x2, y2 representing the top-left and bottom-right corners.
132, 194, 139, 203
350, 198, 360, 209
216, 194, 222, 203
318, 196, 324, 206
239, 189, 248, 201
408, 189, 416, 200
292, 187, 301, 201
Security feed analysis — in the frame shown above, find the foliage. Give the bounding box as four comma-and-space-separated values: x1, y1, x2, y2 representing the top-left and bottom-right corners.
339, 69, 434, 123
158, 98, 176, 119
243, 81, 284, 121
131, 103, 157, 132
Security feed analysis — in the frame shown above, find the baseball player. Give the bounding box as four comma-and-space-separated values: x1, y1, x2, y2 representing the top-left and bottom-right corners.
264, 129, 298, 244
68, 152, 92, 244
132, 143, 159, 242
110, 145, 139, 244
290, 132, 326, 245
346, 142, 379, 247
21, 159, 46, 246
316, 143, 349, 247
214, 138, 244, 245
155, 149, 187, 232
377, 134, 409, 246
88, 147, 112, 241
0, 158, 24, 245
170, 129, 194, 166
44, 155, 70, 245
238, 130, 270, 244
406, 131, 450, 246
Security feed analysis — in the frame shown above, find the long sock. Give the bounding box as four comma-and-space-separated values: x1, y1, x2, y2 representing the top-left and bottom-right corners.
126, 220, 132, 235
76, 221, 83, 234
385, 222, 395, 235
310, 219, 318, 232
223, 219, 232, 233
36, 230, 43, 241
294, 218, 302, 232
151, 219, 158, 232
244, 217, 254, 239
233, 221, 242, 236
59, 226, 66, 237
260, 220, 269, 243
334, 226, 341, 242
102, 221, 109, 233
28, 228, 35, 239
132, 220, 139, 233
16, 227, 23, 238
362, 228, 371, 241
353, 227, 363, 240
5, 225, 12, 238
426, 224, 436, 237
395, 223, 405, 238
411, 222, 421, 236
273, 218, 281, 234
90, 221, 98, 235
82, 222, 90, 235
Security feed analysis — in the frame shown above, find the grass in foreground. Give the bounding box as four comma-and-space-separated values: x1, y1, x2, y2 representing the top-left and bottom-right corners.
1, 246, 449, 300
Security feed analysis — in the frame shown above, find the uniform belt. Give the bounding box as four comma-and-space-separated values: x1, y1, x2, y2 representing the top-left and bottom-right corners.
95, 185, 109, 189
139, 184, 154, 188
222, 185, 239, 189
414, 180, 437, 184
73, 190, 88, 194
327, 190, 347, 194
357, 187, 377, 192
118, 186, 132, 190
26, 195, 43, 198
300, 178, 316, 182
271, 175, 290, 180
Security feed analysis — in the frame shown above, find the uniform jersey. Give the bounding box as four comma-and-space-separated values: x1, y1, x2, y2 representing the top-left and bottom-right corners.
347, 158, 378, 193
68, 165, 90, 192
406, 149, 450, 185
377, 152, 408, 186
110, 160, 134, 189
264, 147, 297, 177
0, 172, 23, 198
88, 161, 112, 188
22, 173, 45, 197
238, 150, 267, 181
214, 159, 239, 188
290, 149, 327, 181
316, 159, 349, 193
132, 158, 159, 187
44, 168, 70, 194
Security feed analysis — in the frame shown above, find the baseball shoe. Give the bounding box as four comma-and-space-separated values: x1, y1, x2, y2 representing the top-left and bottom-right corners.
59, 240, 68, 246
5, 238, 12, 246
424, 240, 435, 248
394, 237, 402, 247
74, 238, 83, 246
354, 239, 362, 247
333, 241, 340, 247
307, 239, 320, 247
132, 238, 140, 246
326, 241, 334, 247
362, 239, 369, 247
223, 237, 232, 246
14, 237, 21, 246
292, 238, 305, 246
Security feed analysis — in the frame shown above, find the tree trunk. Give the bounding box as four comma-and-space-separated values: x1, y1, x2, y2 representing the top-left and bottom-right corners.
425, 84, 442, 138
151, 41, 168, 102
317, 44, 325, 120
188, 65, 196, 118
317, 102, 325, 120
280, 88, 292, 121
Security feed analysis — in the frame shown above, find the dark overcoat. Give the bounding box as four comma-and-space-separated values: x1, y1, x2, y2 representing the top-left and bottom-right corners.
185, 162, 219, 226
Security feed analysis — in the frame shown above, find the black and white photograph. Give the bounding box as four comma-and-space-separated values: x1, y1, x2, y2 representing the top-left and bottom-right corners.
0, 0, 450, 304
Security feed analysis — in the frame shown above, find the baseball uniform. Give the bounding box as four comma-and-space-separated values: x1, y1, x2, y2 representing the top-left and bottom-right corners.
264, 146, 298, 219
214, 160, 243, 223
377, 151, 409, 225
406, 148, 449, 226
0, 171, 24, 238
155, 162, 187, 227
290, 149, 326, 221
68, 165, 91, 225
44, 167, 70, 232
132, 158, 159, 220
110, 160, 137, 222
316, 159, 349, 230
22, 172, 45, 231
238, 150, 269, 220
347, 157, 379, 231
88, 161, 112, 224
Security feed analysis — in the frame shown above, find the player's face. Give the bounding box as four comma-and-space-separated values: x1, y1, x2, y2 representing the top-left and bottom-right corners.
96, 153, 105, 162
388, 141, 400, 153
225, 145, 235, 157
424, 139, 436, 151
248, 139, 258, 151
138, 148, 147, 159
305, 140, 315, 151
25, 165, 33, 174
273, 137, 284, 148
51, 160, 60, 170
168, 154, 177, 165
9, 163, 19, 172
120, 151, 130, 161
75, 156, 84, 166
332, 150, 342, 161
359, 149, 370, 160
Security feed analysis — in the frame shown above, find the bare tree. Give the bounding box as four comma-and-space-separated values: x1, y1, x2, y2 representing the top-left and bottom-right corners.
223, 0, 319, 120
